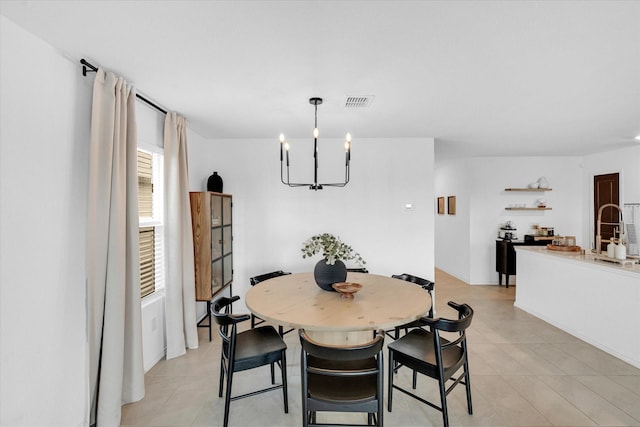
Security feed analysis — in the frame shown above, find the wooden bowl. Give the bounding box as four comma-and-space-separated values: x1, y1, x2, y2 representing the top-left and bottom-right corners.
332, 282, 363, 299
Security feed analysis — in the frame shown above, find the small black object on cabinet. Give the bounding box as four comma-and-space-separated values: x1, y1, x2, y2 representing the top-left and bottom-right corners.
207, 171, 223, 193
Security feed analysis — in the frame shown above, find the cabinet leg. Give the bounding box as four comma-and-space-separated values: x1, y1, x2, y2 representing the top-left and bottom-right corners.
505, 275, 509, 289
498, 273, 502, 286
208, 301, 212, 341
197, 301, 213, 342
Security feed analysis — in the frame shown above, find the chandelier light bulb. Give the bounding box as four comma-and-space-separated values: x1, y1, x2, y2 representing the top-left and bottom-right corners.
313, 127, 319, 138
346, 133, 352, 142
279, 133, 285, 143
344, 141, 350, 151
284, 142, 290, 151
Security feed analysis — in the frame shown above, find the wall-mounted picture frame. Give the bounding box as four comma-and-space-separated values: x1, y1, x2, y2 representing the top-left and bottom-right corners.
437, 197, 445, 214
448, 196, 456, 215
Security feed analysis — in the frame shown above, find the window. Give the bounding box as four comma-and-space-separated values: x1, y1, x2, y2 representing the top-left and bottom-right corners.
137, 149, 164, 298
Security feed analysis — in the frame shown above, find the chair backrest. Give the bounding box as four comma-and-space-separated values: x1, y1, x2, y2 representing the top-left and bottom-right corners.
347, 267, 369, 273
299, 329, 384, 362
427, 301, 473, 333
250, 270, 291, 286
299, 330, 384, 399
212, 296, 250, 353
392, 273, 434, 292
392, 273, 434, 317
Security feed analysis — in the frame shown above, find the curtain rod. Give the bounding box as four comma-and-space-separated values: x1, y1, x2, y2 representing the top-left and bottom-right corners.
80, 59, 168, 115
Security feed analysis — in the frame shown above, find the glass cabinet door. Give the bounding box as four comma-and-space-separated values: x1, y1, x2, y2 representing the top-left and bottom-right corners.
222, 226, 232, 256
212, 258, 223, 292
222, 196, 232, 226
223, 255, 232, 286
211, 228, 222, 260
211, 195, 222, 226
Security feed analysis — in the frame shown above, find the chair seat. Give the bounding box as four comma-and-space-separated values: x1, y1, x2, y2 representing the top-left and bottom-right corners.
388, 329, 464, 379
234, 326, 287, 371
307, 356, 378, 402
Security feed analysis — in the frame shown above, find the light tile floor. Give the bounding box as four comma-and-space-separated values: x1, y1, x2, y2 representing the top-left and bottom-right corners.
121, 269, 640, 427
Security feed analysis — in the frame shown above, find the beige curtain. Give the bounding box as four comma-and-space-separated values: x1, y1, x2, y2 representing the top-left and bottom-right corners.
164, 112, 198, 359
87, 68, 145, 426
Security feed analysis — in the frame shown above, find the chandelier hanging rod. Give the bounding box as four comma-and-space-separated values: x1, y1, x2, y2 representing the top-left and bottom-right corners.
280, 97, 351, 191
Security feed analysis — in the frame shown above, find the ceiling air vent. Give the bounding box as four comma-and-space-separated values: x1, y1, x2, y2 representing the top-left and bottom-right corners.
344, 95, 375, 108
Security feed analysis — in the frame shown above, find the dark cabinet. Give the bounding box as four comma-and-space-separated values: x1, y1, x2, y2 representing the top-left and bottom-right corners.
495, 240, 518, 288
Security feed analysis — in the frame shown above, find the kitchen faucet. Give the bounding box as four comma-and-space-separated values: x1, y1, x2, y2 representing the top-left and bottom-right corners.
595, 203, 625, 254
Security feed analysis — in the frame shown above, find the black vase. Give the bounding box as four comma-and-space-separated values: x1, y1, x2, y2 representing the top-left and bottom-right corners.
313, 259, 347, 291
207, 172, 223, 193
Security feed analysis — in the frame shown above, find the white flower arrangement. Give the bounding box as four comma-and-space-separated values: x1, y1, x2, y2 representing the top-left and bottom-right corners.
301, 233, 366, 266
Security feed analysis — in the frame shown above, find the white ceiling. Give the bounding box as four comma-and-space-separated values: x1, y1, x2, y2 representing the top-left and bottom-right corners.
2, 0, 639, 159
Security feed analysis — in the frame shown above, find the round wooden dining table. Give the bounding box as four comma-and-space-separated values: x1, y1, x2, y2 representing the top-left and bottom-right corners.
245, 272, 432, 345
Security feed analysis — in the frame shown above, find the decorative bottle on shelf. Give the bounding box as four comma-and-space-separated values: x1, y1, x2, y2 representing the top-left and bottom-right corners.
207, 171, 223, 193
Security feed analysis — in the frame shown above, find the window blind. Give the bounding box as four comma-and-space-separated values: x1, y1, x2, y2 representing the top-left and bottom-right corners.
138, 150, 153, 218
139, 226, 156, 298
138, 149, 157, 298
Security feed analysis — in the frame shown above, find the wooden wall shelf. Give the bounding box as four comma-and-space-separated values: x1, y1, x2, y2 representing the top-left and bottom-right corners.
505, 188, 552, 192
505, 207, 552, 211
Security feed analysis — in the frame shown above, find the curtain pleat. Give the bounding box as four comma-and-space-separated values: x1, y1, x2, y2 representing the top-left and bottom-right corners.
87, 68, 145, 427
164, 112, 198, 359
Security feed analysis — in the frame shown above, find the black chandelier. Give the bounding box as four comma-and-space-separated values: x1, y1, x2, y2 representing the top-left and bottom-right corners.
280, 97, 351, 191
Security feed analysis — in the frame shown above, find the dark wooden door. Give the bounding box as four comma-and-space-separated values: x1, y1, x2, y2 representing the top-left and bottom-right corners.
594, 173, 620, 251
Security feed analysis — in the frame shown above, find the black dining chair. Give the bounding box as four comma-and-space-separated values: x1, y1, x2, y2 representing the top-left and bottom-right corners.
347, 267, 369, 273
249, 270, 293, 336
388, 273, 435, 339
212, 296, 289, 427
299, 329, 385, 427
387, 301, 474, 427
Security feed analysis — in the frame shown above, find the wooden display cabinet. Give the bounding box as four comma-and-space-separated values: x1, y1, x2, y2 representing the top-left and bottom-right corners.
189, 191, 233, 339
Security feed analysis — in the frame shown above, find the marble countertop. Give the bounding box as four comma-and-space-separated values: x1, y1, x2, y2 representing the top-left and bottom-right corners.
515, 246, 640, 276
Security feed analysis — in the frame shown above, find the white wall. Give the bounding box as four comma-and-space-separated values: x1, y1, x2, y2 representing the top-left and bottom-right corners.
435, 156, 584, 285
1, 16, 90, 426
434, 157, 471, 283
188, 137, 435, 308
186, 129, 216, 322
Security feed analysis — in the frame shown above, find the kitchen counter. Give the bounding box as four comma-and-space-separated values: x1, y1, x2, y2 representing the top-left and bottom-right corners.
516, 246, 640, 276
514, 246, 640, 369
